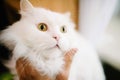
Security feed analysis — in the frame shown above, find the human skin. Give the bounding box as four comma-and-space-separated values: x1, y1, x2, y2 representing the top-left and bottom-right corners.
56, 48, 77, 80
16, 48, 77, 80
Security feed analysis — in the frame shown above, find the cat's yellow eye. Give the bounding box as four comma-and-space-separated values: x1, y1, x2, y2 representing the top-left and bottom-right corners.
38, 23, 48, 31
60, 26, 67, 33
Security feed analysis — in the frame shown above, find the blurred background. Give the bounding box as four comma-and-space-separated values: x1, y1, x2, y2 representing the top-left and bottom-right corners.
79, 0, 120, 80
0, 0, 120, 80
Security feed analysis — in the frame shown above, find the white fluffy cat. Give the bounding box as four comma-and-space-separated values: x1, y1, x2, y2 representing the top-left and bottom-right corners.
0, 0, 105, 80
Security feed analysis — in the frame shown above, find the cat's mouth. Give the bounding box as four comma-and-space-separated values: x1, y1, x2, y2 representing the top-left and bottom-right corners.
47, 44, 60, 50
55, 44, 60, 49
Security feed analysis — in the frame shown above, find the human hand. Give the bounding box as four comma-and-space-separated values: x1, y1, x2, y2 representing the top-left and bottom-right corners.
16, 58, 51, 80
56, 48, 77, 80
16, 48, 77, 80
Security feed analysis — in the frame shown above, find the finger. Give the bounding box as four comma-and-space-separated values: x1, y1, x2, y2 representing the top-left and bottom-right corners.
65, 48, 78, 61
65, 48, 78, 57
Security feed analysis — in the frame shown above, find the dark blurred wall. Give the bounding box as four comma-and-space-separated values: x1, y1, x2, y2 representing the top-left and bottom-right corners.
0, 0, 10, 30
0, 0, 20, 74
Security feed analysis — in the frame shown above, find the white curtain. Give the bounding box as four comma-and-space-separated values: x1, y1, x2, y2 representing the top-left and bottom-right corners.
79, 0, 118, 45
79, 0, 120, 70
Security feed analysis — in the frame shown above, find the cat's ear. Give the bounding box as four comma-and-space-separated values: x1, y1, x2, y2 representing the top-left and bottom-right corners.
20, 0, 34, 12
64, 12, 71, 18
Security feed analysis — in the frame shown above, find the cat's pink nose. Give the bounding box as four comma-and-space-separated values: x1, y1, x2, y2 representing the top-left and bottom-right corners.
53, 35, 60, 41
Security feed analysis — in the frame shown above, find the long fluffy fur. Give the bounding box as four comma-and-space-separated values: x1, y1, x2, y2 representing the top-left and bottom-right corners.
0, 0, 105, 80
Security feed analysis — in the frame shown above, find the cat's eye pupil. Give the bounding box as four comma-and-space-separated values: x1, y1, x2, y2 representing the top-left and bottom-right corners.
41, 25, 44, 30
63, 27, 65, 32
61, 26, 67, 33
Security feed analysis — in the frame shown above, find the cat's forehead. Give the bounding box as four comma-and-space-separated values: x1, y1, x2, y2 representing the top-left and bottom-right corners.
33, 8, 69, 24
35, 8, 64, 18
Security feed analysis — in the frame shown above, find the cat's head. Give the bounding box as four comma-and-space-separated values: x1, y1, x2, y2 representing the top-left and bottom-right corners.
2, 0, 76, 54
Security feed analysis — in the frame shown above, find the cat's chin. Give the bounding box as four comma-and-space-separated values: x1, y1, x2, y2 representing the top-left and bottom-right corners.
58, 42, 70, 53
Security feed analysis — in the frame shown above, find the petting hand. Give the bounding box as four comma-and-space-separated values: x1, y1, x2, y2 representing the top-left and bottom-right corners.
16, 48, 77, 80
16, 58, 51, 80
56, 48, 77, 80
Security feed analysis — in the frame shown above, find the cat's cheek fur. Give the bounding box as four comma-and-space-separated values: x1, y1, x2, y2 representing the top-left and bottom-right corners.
58, 38, 70, 52
13, 43, 29, 60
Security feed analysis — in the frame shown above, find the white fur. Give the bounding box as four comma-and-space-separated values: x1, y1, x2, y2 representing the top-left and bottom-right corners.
0, 0, 105, 80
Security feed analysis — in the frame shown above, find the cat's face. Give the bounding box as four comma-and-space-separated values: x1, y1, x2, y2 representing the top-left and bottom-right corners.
10, 0, 75, 53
